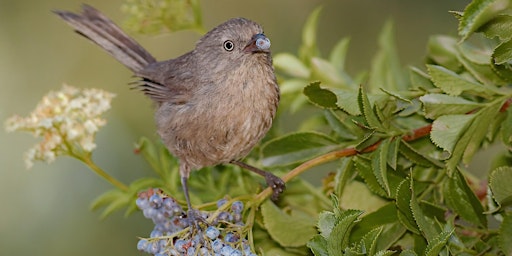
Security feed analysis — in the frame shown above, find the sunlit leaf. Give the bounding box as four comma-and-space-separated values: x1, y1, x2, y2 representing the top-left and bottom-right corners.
261, 200, 317, 247
478, 14, 512, 41
274, 53, 311, 78
420, 94, 481, 119
456, 0, 509, 41
427, 64, 496, 97
431, 114, 475, 154
307, 235, 330, 256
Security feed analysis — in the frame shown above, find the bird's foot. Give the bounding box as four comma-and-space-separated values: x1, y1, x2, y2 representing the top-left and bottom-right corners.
264, 172, 286, 201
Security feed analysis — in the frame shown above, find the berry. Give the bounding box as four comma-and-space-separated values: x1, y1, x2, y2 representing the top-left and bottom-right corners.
211, 238, 224, 251
220, 244, 234, 256
231, 201, 244, 213
216, 198, 228, 208
224, 232, 239, 243
149, 194, 163, 208
174, 239, 187, 253
137, 239, 148, 251
150, 229, 163, 238
205, 226, 220, 240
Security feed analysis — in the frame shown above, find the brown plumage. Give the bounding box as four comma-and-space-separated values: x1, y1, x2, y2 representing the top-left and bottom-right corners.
54, 5, 284, 219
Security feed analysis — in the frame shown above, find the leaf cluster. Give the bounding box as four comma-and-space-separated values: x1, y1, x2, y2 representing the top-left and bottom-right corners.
91, 0, 512, 254
266, 0, 512, 255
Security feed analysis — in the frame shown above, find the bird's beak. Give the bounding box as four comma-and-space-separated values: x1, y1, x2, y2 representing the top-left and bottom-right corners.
243, 33, 271, 53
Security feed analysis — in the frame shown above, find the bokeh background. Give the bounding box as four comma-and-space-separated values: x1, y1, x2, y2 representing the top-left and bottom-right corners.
1, 0, 470, 255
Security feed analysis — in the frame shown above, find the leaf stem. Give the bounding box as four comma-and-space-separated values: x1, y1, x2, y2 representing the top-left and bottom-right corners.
255, 123, 433, 203
77, 154, 129, 192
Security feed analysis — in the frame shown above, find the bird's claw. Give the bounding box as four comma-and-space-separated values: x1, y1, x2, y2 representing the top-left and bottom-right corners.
264, 173, 286, 201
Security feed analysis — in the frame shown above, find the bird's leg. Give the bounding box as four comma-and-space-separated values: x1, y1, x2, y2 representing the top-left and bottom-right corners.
230, 160, 285, 201
180, 168, 206, 233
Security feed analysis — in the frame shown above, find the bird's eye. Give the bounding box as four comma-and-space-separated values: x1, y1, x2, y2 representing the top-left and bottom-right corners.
223, 40, 234, 51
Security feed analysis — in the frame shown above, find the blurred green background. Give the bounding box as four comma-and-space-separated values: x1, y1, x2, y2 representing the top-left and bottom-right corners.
1, 0, 469, 255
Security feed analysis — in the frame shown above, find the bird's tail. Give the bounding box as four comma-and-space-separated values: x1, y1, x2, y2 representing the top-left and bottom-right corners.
54, 4, 156, 73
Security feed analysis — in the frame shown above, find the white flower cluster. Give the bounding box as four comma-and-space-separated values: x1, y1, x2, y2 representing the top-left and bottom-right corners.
5, 84, 115, 168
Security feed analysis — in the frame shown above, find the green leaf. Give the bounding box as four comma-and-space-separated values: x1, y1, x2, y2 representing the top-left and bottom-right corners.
430, 114, 475, 154
273, 53, 310, 78
493, 39, 512, 65
332, 89, 361, 116
372, 138, 392, 195
261, 131, 338, 167
324, 110, 358, 140
420, 93, 482, 119
90, 189, 131, 219
426, 36, 460, 71
317, 211, 337, 239
374, 250, 396, 256
489, 166, 512, 207
478, 14, 512, 41
327, 210, 364, 255
443, 169, 487, 227
311, 57, 351, 87
329, 37, 351, 72
457, 0, 509, 41
461, 98, 503, 164
303, 81, 338, 109
350, 203, 400, 242
424, 229, 454, 256
299, 6, 322, 62
368, 20, 407, 91
358, 86, 383, 130
399, 140, 442, 167
361, 226, 384, 256
261, 200, 317, 247
355, 156, 387, 197
410, 179, 441, 242
339, 180, 388, 213
280, 79, 308, 94
387, 138, 399, 170
395, 179, 420, 234
456, 48, 507, 87
499, 105, 512, 145
426, 64, 496, 97
136, 137, 164, 176
499, 213, 512, 255
399, 249, 418, 256
307, 235, 330, 256
409, 67, 435, 89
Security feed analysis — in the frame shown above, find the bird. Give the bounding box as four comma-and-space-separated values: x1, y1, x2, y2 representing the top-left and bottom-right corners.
54, 5, 285, 223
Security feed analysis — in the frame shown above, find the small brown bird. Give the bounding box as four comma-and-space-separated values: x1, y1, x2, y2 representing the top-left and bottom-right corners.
54, 5, 284, 221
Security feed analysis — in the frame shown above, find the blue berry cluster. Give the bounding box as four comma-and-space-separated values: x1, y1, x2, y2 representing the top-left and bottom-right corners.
135, 189, 257, 256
